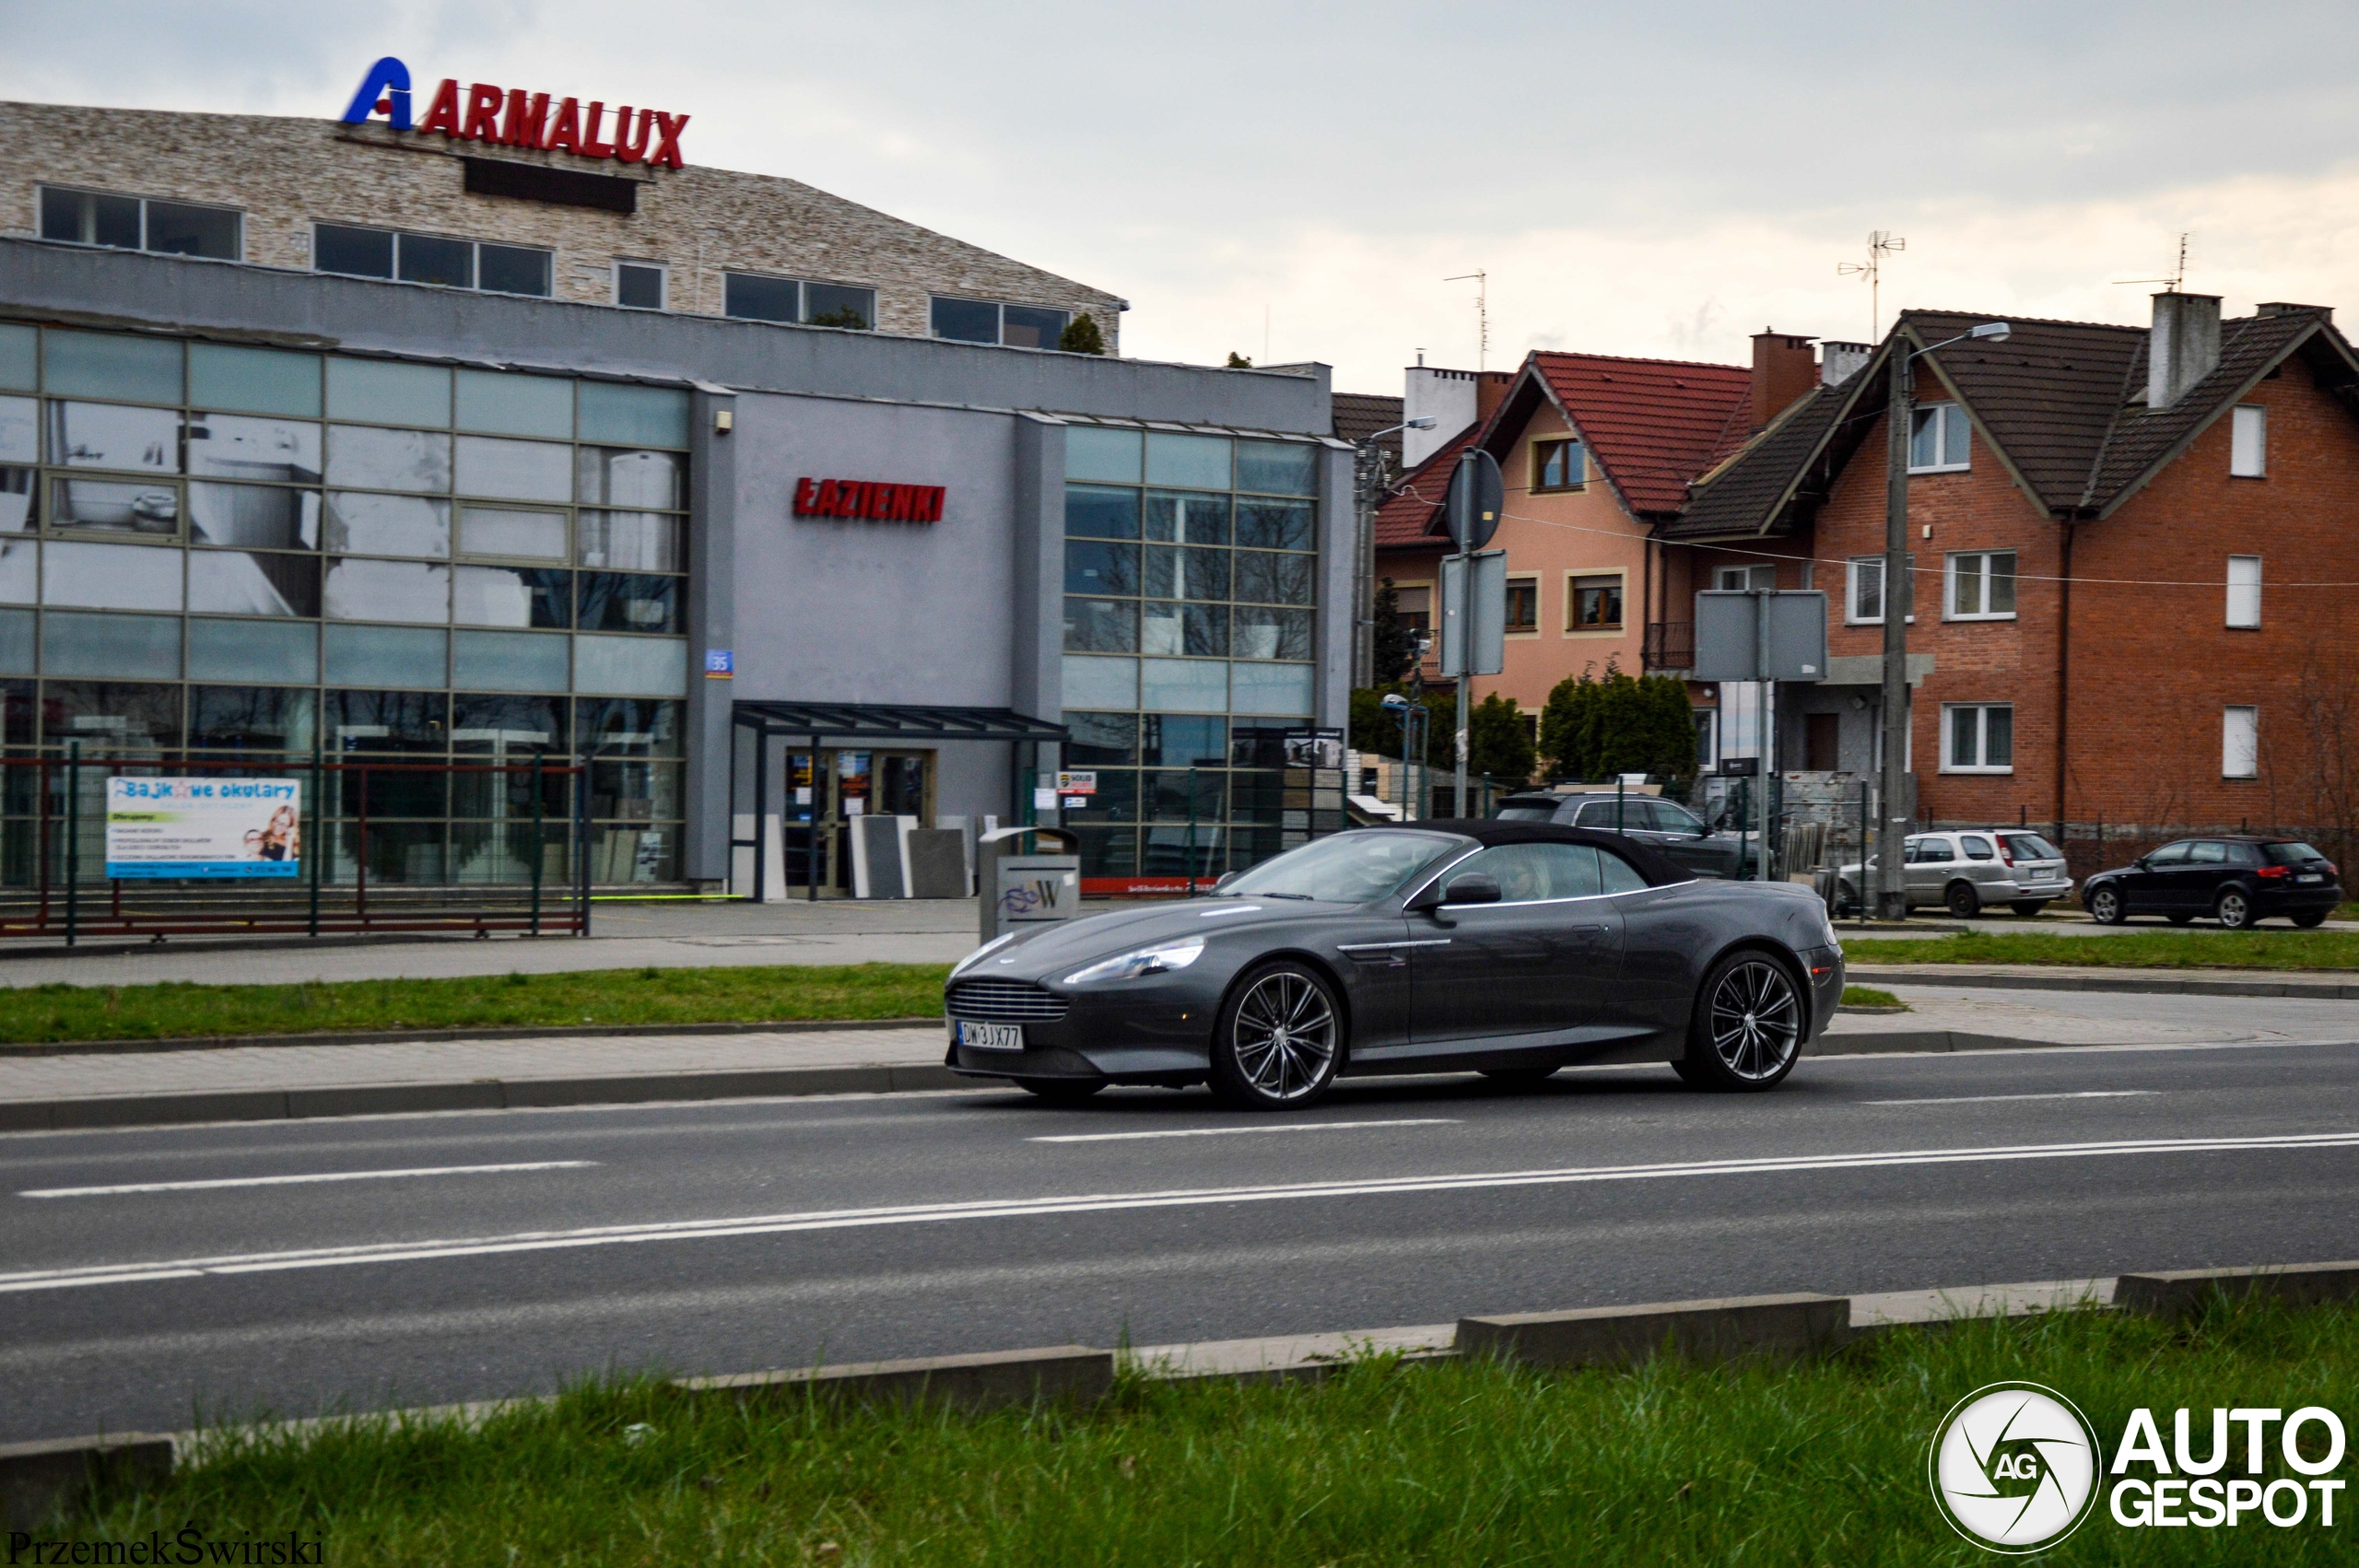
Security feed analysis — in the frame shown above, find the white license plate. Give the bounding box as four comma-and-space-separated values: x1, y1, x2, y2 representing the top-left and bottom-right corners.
958, 1021, 1025, 1051
2299, 874, 2324, 883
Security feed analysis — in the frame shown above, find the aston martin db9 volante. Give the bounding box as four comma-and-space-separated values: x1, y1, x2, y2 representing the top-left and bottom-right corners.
945, 821, 1845, 1109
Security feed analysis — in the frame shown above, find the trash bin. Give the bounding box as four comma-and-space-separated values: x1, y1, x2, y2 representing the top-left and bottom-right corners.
978, 826, 1081, 943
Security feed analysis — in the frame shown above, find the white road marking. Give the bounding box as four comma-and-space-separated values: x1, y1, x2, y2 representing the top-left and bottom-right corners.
1032, 1118, 1458, 1144
19, 1161, 597, 1199
8, 1130, 2359, 1293
1861, 1091, 2161, 1107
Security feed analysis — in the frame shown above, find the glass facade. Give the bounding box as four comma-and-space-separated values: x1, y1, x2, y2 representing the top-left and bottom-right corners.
1060, 426, 1320, 877
0, 323, 691, 885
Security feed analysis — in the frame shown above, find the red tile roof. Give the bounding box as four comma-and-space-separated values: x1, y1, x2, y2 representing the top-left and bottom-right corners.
1526, 352, 1753, 516
1371, 426, 1472, 548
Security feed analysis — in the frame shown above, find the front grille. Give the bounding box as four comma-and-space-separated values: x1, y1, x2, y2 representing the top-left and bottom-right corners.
946, 977, 1071, 1023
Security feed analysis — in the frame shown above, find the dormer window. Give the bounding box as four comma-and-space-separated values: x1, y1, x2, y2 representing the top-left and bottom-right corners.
1531, 437, 1585, 492
1908, 403, 1970, 473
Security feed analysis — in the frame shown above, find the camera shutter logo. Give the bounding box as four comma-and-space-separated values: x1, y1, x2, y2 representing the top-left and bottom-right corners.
1929, 1382, 2102, 1552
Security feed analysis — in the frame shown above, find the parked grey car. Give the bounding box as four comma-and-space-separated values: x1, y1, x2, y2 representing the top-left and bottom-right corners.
1836, 828, 2074, 917
1495, 791, 1747, 879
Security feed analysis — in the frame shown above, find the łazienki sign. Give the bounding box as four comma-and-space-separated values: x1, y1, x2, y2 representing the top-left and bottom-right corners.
340, 57, 687, 170
793, 478, 946, 522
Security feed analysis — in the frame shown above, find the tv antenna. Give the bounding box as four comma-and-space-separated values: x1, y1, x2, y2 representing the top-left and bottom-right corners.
1837, 231, 1905, 339
1445, 270, 1488, 370
2116, 231, 2192, 293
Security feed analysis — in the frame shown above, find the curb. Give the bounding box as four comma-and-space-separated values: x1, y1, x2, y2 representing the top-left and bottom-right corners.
2113, 1259, 2359, 1319
676, 1346, 1113, 1412
1848, 965, 2359, 1000
1459, 1293, 1848, 1368
1806, 1029, 2075, 1056
1, 1433, 173, 1535
0, 1015, 947, 1060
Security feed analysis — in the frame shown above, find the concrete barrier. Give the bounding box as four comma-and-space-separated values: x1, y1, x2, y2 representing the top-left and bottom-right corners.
1458, 1293, 1850, 1368
0, 1433, 174, 1531
675, 1345, 1114, 1411
2114, 1261, 2359, 1320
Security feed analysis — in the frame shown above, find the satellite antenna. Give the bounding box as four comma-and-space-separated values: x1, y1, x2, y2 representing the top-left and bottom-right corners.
1837, 231, 1905, 339
2115, 231, 2192, 293
1444, 270, 1488, 370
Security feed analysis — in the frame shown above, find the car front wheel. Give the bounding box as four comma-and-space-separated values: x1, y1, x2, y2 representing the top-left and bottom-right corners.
2216, 888, 2255, 930
1674, 951, 1802, 1092
1210, 962, 1343, 1110
2088, 885, 2125, 924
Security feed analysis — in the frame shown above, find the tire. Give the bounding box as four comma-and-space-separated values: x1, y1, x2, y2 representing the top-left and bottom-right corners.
1210, 961, 1344, 1110
2087, 885, 2125, 924
2215, 888, 2255, 930
1017, 1078, 1106, 1104
1478, 1066, 1561, 1084
1945, 881, 1981, 919
2009, 900, 2048, 918
2294, 909, 2329, 929
1676, 951, 1804, 1092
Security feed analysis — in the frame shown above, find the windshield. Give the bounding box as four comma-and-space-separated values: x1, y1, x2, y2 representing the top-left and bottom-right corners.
2264, 841, 2331, 866
1221, 830, 1463, 904
1494, 803, 1556, 822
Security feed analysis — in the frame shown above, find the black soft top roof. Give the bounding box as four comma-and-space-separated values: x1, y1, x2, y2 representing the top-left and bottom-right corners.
1367, 818, 1694, 888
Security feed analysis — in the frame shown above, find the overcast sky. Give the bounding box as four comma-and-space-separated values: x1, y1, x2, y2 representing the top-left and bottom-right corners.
10, 1, 2359, 392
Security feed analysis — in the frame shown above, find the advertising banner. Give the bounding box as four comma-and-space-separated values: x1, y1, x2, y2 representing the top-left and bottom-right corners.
105, 778, 303, 879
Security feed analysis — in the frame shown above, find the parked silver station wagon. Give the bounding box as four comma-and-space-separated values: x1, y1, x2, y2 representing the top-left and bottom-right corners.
1835, 829, 2074, 918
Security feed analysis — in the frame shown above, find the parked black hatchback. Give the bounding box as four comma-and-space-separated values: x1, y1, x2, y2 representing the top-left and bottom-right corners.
2083, 837, 2342, 930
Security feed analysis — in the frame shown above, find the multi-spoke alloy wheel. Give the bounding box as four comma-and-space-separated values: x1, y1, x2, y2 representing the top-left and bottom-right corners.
1674, 952, 1802, 1092
1211, 963, 1342, 1109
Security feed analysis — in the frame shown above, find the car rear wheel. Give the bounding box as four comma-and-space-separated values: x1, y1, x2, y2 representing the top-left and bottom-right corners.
1016, 1078, 1106, 1104
1676, 951, 1802, 1092
1945, 881, 1981, 919
1210, 962, 1343, 1110
2009, 900, 2048, 918
2216, 888, 2255, 930
2294, 909, 2330, 929
2088, 885, 2125, 924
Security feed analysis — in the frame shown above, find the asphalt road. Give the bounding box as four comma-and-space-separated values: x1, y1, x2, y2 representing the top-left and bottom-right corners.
5, 1036, 2359, 1444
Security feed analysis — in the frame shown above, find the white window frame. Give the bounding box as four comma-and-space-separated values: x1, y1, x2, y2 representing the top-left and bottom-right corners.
1945, 550, 2017, 621
614, 259, 667, 311
1694, 708, 1719, 770
2226, 555, 2262, 628
2224, 705, 2259, 779
1907, 402, 1971, 474
2230, 405, 2268, 478
1846, 556, 1884, 624
1715, 565, 1776, 591
1941, 702, 2014, 774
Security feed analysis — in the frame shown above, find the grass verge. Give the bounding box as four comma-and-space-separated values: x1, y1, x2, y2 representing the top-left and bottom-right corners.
0, 964, 952, 1046
1841, 985, 1904, 1008
51, 1297, 2359, 1563
1845, 928, 2359, 971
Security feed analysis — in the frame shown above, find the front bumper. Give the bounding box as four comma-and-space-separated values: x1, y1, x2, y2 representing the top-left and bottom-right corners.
944, 979, 1219, 1083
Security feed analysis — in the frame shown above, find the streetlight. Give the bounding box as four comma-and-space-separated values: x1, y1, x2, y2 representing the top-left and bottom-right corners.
1354, 416, 1439, 686
1875, 320, 2010, 920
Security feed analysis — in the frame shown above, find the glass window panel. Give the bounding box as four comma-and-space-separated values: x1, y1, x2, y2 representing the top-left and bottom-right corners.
324, 492, 449, 558
0, 536, 31, 604
51, 477, 179, 535
617, 262, 667, 310
326, 426, 451, 493
325, 357, 450, 427
141, 200, 240, 260
0, 609, 29, 674
1065, 427, 1142, 485
0, 471, 24, 552
930, 297, 999, 343
1062, 655, 1138, 709
1953, 555, 1982, 615
724, 274, 799, 323
1063, 711, 1138, 766
576, 510, 678, 571
1236, 498, 1314, 551
41, 189, 133, 248
1236, 440, 1319, 497
1073, 825, 1137, 878
1141, 715, 1226, 768
457, 505, 568, 561
41, 681, 182, 753
451, 692, 567, 755
1144, 433, 1231, 490
0, 396, 34, 464
456, 369, 571, 439
1065, 596, 1136, 653
1065, 539, 1138, 596
188, 685, 315, 752
454, 565, 570, 628
324, 687, 448, 750
41, 611, 182, 679
454, 436, 570, 502
313, 224, 395, 280
804, 283, 874, 329
397, 232, 473, 288
188, 548, 321, 617
1144, 769, 1224, 824
1144, 545, 1227, 601
476, 243, 552, 298
1180, 603, 1227, 656
1910, 406, 1940, 469
186, 415, 322, 486
1064, 486, 1140, 540
1141, 657, 1227, 713
48, 402, 181, 473
575, 447, 682, 508
43, 540, 182, 611
578, 697, 684, 757
1989, 552, 2016, 614
328, 822, 446, 883
1059, 769, 1138, 825
1234, 549, 1314, 605
452, 628, 569, 692
1001, 305, 1068, 349
325, 558, 449, 622
1230, 661, 1314, 717
1234, 605, 1313, 661
188, 483, 319, 552
1144, 492, 1230, 544
1949, 707, 1978, 767
586, 760, 681, 823
186, 345, 318, 419
1985, 706, 2013, 766
0, 326, 30, 393
576, 384, 689, 450
572, 634, 687, 696
42, 331, 182, 404
1140, 603, 1183, 656
188, 617, 317, 685
577, 571, 678, 633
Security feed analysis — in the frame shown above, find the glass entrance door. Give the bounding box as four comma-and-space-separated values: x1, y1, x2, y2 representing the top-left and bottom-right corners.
781, 748, 934, 894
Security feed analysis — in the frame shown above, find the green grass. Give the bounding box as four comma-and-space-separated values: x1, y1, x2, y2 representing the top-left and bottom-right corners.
1841, 985, 1904, 1008
1846, 928, 2359, 971
46, 1297, 2359, 1563
0, 964, 952, 1046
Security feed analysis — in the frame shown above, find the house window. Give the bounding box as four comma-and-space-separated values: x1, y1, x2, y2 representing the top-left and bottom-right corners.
1942, 703, 2013, 773
1947, 551, 2016, 619
1532, 438, 1585, 492
1694, 709, 1719, 769
2231, 406, 2267, 477
41, 186, 242, 262
1570, 573, 1623, 631
2224, 706, 2259, 778
1847, 556, 1884, 623
722, 275, 877, 330
1908, 402, 1971, 472
313, 223, 551, 298
932, 297, 1071, 348
2227, 555, 2262, 628
1716, 564, 1776, 591
1504, 576, 1539, 633
615, 262, 666, 310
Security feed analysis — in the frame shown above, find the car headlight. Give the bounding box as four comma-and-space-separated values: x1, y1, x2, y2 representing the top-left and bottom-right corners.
950, 931, 1018, 978
1064, 938, 1205, 985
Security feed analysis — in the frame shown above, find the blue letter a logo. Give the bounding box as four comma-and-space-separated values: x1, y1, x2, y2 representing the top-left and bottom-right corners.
340, 57, 413, 129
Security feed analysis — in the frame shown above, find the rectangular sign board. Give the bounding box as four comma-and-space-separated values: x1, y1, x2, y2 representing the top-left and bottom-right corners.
1692, 590, 1828, 683
106, 778, 302, 879
1438, 549, 1508, 677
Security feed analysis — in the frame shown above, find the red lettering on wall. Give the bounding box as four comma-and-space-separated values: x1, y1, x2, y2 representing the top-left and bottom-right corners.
462, 82, 506, 142
544, 97, 581, 154
650, 111, 689, 170
792, 478, 946, 521
612, 107, 650, 166
793, 478, 817, 515
418, 78, 463, 137
501, 89, 550, 149
579, 100, 616, 158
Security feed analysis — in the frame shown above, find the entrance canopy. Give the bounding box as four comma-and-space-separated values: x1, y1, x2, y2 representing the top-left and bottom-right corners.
731, 701, 1066, 743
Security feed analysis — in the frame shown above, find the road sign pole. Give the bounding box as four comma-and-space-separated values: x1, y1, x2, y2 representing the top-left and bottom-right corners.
1755, 588, 1771, 880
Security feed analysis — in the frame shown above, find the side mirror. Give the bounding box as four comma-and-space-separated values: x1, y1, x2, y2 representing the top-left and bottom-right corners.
2130, 858, 2148, 871
1213, 872, 1240, 893
1694, 821, 1711, 837
1442, 873, 1502, 906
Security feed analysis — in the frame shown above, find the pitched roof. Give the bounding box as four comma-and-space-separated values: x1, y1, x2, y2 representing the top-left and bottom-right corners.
1332, 392, 1405, 460
2079, 310, 2331, 509
1663, 380, 1855, 540
1520, 352, 1753, 517
1372, 425, 1471, 548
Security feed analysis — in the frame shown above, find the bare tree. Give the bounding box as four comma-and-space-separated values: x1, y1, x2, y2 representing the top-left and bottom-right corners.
2278, 650, 2359, 869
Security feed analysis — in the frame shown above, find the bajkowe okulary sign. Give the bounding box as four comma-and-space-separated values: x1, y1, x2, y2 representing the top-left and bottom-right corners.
793, 478, 945, 522
106, 778, 302, 880
341, 57, 687, 170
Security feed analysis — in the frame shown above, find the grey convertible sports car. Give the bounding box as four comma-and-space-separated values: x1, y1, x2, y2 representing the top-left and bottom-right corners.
945, 820, 1845, 1109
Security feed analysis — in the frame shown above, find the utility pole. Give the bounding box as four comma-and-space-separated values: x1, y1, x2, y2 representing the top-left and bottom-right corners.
1351, 418, 1434, 687
1876, 333, 1912, 920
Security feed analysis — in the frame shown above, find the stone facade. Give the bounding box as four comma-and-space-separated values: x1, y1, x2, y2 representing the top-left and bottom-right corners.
0, 100, 1123, 350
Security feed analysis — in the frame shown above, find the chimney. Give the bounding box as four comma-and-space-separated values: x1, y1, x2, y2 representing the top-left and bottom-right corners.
1819, 341, 1872, 386
1474, 369, 1513, 424
1749, 331, 1818, 428
2258, 302, 2334, 322
2148, 292, 2223, 409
